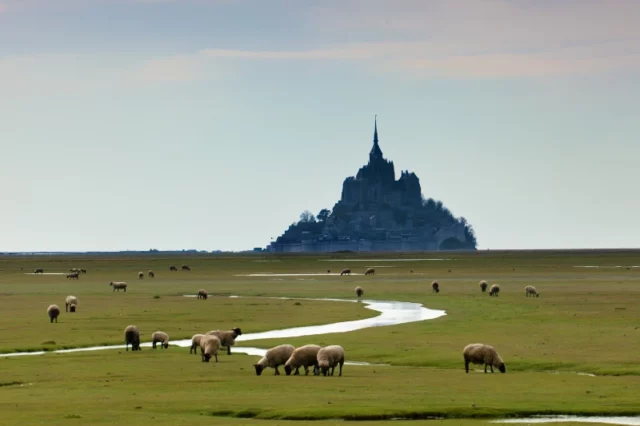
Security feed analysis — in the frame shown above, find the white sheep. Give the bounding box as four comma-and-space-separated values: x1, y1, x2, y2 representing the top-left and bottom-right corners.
340, 268, 351, 276
206, 328, 242, 355
317, 345, 345, 377
284, 344, 321, 376
148, 270, 155, 278
110, 281, 127, 292
65, 295, 77, 313
480, 280, 488, 293
151, 331, 169, 349
197, 289, 208, 300
365, 267, 375, 276
525, 285, 539, 297
489, 284, 500, 297
190, 334, 205, 354
124, 325, 141, 351
200, 335, 221, 363
47, 304, 61, 323
254, 344, 296, 376
463, 343, 506, 373
138, 271, 144, 280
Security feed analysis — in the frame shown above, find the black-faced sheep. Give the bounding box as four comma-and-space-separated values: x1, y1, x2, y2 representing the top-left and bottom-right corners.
525, 285, 539, 297
124, 325, 141, 351
340, 268, 351, 276
190, 334, 205, 354
169, 265, 178, 271
254, 344, 296, 376
432, 281, 440, 293
365, 267, 375, 276
489, 284, 500, 297
480, 280, 488, 293
66, 272, 79, 280
148, 270, 154, 278
206, 328, 242, 355
463, 343, 506, 373
317, 345, 345, 377
355, 286, 364, 301
47, 304, 61, 323
181, 265, 191, 271
138, 272, 144, 280
110, 281, 127, 292
284, 344, 321, 376
197, 289, 208, 300
34, 268, 44, 274
200, 335, 220, 362
151, 331, 169, 349
65, 295, 77, 313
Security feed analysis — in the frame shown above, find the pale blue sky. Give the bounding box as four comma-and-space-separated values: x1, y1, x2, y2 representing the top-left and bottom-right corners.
1, 0, 639, 252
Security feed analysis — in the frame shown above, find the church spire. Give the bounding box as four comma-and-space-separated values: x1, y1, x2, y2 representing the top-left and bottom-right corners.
369, 115, 383, 161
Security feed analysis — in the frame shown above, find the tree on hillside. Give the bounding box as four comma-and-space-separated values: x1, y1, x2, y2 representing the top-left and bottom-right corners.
317, 209, 331, 223
299, 210, 316, 223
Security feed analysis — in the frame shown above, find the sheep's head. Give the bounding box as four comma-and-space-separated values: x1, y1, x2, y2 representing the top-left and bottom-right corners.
498, 363, 506, 373
70, 304, 77, 313
232, 327, 242, 337
203, 354, 211, 362
109, 282, 113, 286
253, 364, 264, 376
284, 365, 293, 376
320, 366, 330, 376
162, 342, 169, 349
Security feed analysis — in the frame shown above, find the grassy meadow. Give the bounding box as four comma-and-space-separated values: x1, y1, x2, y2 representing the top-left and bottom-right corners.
0, 250, 639, 426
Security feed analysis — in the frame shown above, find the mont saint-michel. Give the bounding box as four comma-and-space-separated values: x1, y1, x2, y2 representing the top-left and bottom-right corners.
268, 120, 477, 253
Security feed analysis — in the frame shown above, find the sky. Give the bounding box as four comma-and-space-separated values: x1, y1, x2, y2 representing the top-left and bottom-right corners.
1, 0, 639, 252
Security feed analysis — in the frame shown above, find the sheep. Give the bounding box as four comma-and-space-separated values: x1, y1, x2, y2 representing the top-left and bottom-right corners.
66, 272, 79, 280
138, 271, 144, 280
34, 268, 44, 274
463, 343, 506, 374
254, 344, 296, 376
169, 265, 178, 271
480, 280, 488, 293
340, 268, 351, 276
80, 269, 87, 274
197, 289, 208, 300
489, 284, 500, 297
151, 331, 169, 349
317, 345, 345, 377
200, 335, 221, 362
365, 267, 375, 276
206, 328, 242, 355
190, 334, 205, 354
182, 265, 191, 271
148, 270, 155, 278
432, 280, 440, 293
65, 295, 78, 313
47, 304, 61, 323
355, 286, 364, 301
525, 285, 539, 297
69, 268, 80, 273
124, 325, 141, 351
284, 344, 321, 376
110, 281, 127, 292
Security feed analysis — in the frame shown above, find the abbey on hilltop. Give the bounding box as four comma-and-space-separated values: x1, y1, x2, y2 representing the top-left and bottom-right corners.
267, 118, 477, 253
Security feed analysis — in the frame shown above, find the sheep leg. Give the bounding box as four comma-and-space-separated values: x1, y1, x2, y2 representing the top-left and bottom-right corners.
226, 346, 231, 355
274, 366, 280, 375
484, 364, 488, 373
339, 362, 343, 377
330, 366, 335, 376
465, 361, 470, 373
214, 354, 218, 363
304, 366, 309, 376
490, 365, 494, 373
294, 367, 300, 376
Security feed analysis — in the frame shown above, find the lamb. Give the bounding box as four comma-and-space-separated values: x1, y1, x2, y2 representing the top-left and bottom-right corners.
34, 268, 44, 274
169, 265, 178, 271
190, 334, 205, 354
206, 328, 242, 355
317, 345, 345, 377
124, 325, 141, 351
151, 331, 169, 349
65, 295, 78, 313
138, 272, 144, 280
197, 289, 208, 300
480, 280, 488, 292
182, 265, 191, 271
432, 280, 440, 293
284, 344, 321, 376
254, 344, 296, 376
364, 267, 375, 276
355, 286, 364, 300
199, 335, 221, 362
66, 272, 79, 279
489, 284, 500, 297
47, 304, 61, 323
463, 343, 506, 373
525, 285, 539, 297
148, 270, 154, 278
110, 281, 127, 292
340, 268, 351, 276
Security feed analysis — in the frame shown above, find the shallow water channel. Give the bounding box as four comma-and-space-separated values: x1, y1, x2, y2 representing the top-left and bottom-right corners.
493, 416, 640, 425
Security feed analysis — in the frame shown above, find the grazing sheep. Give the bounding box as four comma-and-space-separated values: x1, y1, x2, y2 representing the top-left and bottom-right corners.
169, 265, 178, 271
463, 343, 506, 374
365, 267, 375, 276
69, 268, 80, 273
182, 265, 191, 271
190, 334, 205, 354
284, 344, 321, 376
206, 328, 242, 355
525, 285, 539, 297
110, 281, 127, 292
124, 325, 141, 351
254, 344, 296, 376
34, 268, 44, 274
317, 345, 345, 377
355, 286, 364, 300
138, 271, 144, 280
66, 272, 79, 280
340, 268, 351, 276
197, 289, 208, 300
65, 295, 78, 313
432, 281, 440, 293
148, 270, 154, 278
199, 335, 221, 363
151, 331, 169, 349
480, 280, 488, 293
489, 284, 500, 297
80, 269, 87, 274
47, 304, 61, 323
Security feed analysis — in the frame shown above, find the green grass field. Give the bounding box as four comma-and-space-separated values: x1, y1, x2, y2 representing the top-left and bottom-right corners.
0, 250, 639, 426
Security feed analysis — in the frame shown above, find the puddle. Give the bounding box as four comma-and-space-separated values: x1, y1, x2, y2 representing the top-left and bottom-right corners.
318, 259, 453, 262
24, 272, 66, 275
493, 416, 640, 425
236, 273, 363, 277
574, 266, 640, 269
0, 296, 445, 359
